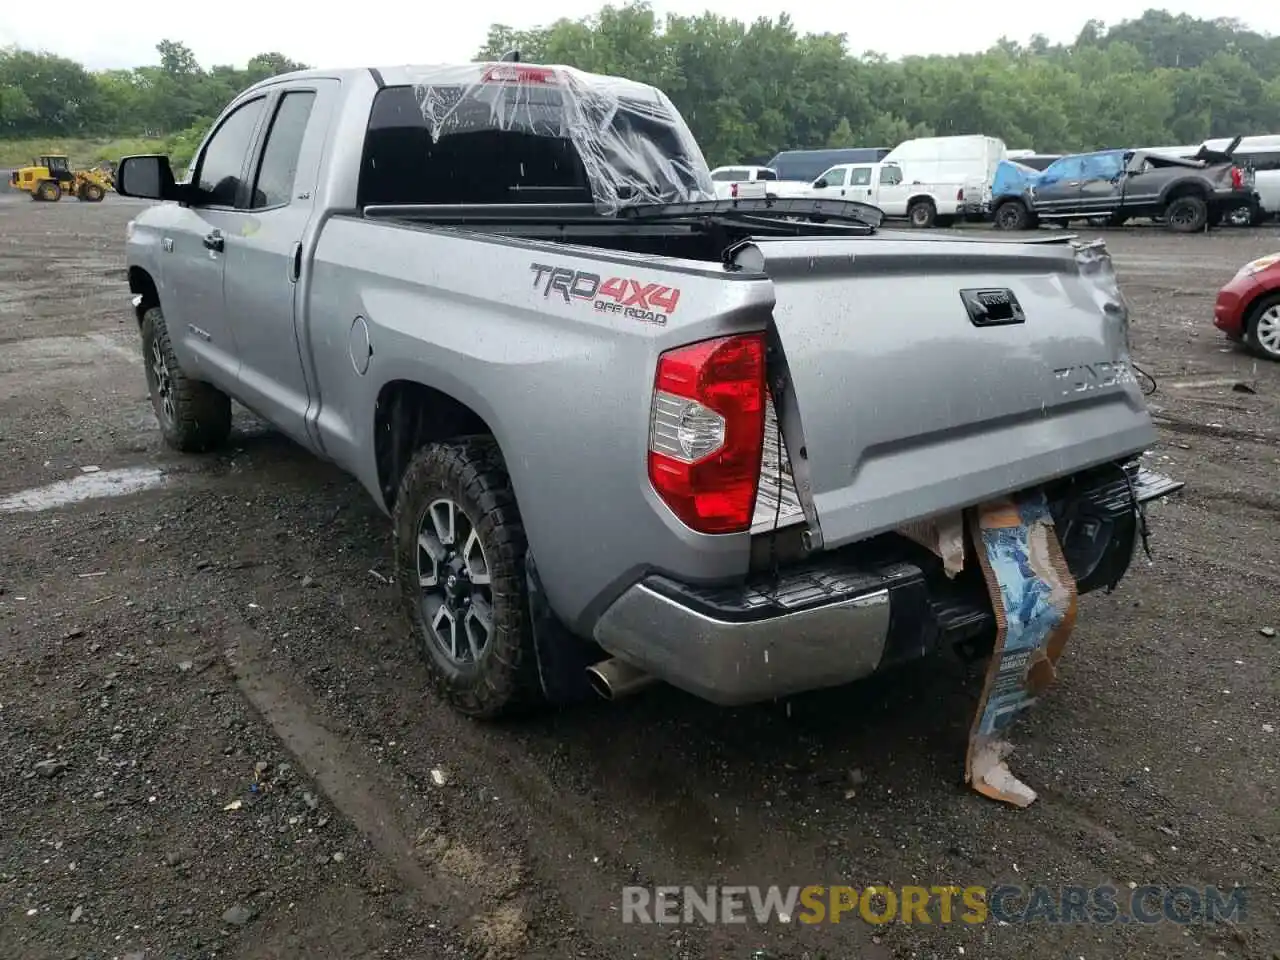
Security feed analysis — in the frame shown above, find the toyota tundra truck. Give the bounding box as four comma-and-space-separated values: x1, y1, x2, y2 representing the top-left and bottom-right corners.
114, 60, 1182, 719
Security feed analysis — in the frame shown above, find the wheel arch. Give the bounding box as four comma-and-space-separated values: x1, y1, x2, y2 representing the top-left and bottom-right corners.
128, 267, 160, 324
1160, 178, 1208, 208
1242, 288, 1280, 352
373, 378, 499, 512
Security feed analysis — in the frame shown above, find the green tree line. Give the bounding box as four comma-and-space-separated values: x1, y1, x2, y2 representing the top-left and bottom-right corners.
3, 7, 1280, 169
0, 40, 307, 143
479, 5, 1280, 165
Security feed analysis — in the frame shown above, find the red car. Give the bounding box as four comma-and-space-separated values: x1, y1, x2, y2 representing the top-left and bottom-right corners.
1214, 252, 1280, 360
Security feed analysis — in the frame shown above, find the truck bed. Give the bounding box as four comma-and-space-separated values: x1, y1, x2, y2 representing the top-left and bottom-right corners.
303, 205, 1148, 632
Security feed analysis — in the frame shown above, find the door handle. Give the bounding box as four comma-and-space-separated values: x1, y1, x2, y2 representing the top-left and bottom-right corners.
203, 231, 224, 252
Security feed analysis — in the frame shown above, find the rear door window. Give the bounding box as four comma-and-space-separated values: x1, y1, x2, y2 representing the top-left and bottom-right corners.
249, 91, 317, 209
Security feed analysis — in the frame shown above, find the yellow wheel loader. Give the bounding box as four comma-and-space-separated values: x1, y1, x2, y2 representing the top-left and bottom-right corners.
9, 156, 114, 202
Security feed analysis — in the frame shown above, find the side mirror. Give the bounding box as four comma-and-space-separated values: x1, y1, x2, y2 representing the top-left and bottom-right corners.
813, 178, 829, 189
115, 154, 179, 201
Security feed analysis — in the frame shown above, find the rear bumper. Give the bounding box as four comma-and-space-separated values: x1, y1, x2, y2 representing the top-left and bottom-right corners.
593, 463, 1182, 706
1210, 189, 1260, 208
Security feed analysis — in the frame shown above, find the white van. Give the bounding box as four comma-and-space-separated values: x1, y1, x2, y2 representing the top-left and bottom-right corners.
881, 135, 1007, 218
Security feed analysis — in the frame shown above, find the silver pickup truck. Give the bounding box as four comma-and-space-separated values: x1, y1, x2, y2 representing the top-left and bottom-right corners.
115, 60, 1181, 719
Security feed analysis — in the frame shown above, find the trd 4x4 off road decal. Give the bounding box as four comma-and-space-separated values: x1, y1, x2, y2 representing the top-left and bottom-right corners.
529, 262, 681, 326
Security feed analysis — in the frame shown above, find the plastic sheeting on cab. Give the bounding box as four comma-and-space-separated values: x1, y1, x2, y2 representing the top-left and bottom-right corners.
406, 62, 715, 214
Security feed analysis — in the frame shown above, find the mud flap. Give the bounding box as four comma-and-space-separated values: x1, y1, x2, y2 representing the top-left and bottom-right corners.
525, 552, 601, 706
965, 489, 1079, 807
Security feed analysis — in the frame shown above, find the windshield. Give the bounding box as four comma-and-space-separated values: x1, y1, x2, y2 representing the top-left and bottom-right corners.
358, 64, 714, 213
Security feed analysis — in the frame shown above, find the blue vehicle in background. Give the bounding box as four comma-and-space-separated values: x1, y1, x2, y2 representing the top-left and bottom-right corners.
988, 143, 1258, 233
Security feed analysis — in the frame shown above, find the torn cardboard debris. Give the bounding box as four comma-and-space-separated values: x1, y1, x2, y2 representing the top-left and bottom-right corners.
965, 490, 1079, 807
897, 511, 966, 578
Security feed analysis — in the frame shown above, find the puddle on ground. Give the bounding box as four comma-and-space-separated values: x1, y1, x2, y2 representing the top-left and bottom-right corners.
0, 466, 167, 513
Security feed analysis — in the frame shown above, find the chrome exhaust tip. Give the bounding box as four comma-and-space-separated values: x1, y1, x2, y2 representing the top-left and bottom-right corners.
586, 658, 656, 701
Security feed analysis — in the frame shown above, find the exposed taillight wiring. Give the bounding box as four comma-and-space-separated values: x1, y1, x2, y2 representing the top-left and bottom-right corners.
1119, 464, 1153, 563
1132, 360, 1158, 397
765, 370, 788, 597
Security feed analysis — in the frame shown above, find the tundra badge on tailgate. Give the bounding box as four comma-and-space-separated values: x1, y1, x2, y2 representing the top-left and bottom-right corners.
530, 262, 681, 326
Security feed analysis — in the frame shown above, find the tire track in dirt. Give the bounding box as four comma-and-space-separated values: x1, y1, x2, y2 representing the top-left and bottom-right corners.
222, 621, 533, 959
1153, 415, 1279, 445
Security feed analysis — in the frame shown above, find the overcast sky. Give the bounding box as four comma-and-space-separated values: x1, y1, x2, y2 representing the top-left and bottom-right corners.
0, 0, 1275, 71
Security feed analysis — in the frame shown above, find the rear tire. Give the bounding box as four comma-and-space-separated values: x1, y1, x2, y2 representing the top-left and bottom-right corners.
392, 437, 543, 720
1223, 202, 1253, 226
140, 305, 232, 452
908, 199, 937, 228
1243, 293, 1280, 362
1164, 195, 1208, 233
36, 181, 61, 202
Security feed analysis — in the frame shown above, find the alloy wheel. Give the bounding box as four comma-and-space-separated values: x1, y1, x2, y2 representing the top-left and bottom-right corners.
416, 498, 494, 667
149, 339, 176, 426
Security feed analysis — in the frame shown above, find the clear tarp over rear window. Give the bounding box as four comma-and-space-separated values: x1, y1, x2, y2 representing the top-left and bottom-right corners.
358, 63, 715, 214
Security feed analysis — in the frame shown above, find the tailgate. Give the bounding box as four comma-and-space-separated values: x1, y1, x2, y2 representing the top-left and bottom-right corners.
733, 234, 1156, 550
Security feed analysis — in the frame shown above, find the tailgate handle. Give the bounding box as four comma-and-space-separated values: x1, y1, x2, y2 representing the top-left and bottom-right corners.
960, 288, 1025, 327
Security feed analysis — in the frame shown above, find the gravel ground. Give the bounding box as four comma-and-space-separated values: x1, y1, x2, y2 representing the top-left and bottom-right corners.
1, 194, 1277, 960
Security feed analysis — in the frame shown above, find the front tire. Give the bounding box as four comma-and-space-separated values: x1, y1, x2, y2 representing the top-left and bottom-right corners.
992, 200, 1030, 230
1164, 195, 1208, 233
393, 437, 542, 719
1243, 294, 1280, 362
140, 305, 232, 452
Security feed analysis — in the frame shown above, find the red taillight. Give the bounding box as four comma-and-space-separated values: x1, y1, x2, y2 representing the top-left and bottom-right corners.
957, 187, 964, 201
1230, 166, 1244, 189
482, 64, 557, 84
648, 334, 766, 535
730, 182, 739, 198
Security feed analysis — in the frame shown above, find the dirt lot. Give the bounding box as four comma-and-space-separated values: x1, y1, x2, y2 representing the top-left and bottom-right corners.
1, 194, 1277, 960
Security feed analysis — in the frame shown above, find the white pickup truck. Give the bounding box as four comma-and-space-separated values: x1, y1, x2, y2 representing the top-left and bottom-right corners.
708, 165, 814, 200
810, 161, 966, 227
